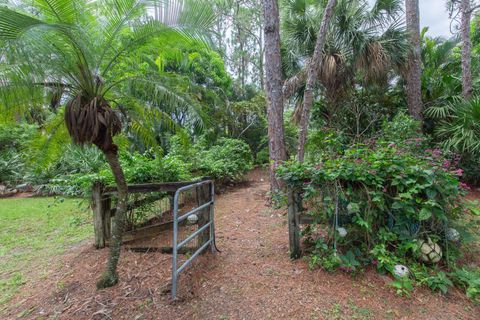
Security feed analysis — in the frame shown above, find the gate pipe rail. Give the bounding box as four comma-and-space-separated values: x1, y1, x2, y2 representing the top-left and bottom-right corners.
171, 180, 215, 299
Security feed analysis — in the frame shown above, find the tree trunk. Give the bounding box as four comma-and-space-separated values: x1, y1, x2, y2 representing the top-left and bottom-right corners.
297, 0, 337, 162
461, 0, 473, 99
263, 0, 287, 193
96, 145, 128, 289
405, 0, 423, 121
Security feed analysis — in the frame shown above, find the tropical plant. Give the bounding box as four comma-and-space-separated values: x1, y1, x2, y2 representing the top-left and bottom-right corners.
426, 97, 480, 155
281, 0, 409, 109
421, 32, 460, 108
277, 123, 467, 276
0, 0, 214, 288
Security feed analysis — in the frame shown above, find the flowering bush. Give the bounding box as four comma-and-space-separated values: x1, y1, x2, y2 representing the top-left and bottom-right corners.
277, 139, 475, 294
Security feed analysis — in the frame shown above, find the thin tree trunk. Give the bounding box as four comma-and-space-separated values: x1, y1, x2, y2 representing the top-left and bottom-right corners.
297, 0, 337, 162
461, 0, 473, 99
263, 0, 287, 193
96, 145, 128, 289
405, 0, 423, 121
259, 21, 265, 90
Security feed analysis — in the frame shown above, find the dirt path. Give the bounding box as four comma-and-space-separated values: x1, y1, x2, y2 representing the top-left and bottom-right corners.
4, 170, 479, 319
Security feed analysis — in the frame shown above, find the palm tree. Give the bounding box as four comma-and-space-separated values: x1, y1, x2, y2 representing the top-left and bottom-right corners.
420, 32, 460, 108
426, 97, 480, 155
0, 0, 213, 288
281, 0, 408, 149
297, 0, 337, 162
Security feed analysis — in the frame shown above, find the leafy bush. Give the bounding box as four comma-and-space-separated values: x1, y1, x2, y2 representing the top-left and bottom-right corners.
277, 138, 471, 287
378, 112, 423, 147
450, 268, 480, 302
196, 138, 253, 181
43, 151, 192, 196
0, 151, 24, 187
0, 123, 36, 152
0, 123, 35, 186
426, 97, 480, 184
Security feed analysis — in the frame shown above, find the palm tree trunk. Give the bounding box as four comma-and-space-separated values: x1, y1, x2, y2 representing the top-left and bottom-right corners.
405, 0, 423, 121
96, 145, 128, 288
461, 0, 473, 99
297, 0, 337, 162
263, 0, 287, 193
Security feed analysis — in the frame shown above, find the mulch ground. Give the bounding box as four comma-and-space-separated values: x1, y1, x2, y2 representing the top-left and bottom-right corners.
3, 169, 480, 319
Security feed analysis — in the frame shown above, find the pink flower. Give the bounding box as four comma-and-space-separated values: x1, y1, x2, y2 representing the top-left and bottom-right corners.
452, 169, 464, 176
443, 159, 451, 168
459, 182, 471, 190
432, 149, 442, 157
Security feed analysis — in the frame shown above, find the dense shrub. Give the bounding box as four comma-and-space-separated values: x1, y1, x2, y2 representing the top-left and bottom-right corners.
0, 151, 24, 187
196, 138, 253, 181
277, 136, 476, 296
0, 124, 35, 186
45, 152, 192, 196
0, 123, 36, 152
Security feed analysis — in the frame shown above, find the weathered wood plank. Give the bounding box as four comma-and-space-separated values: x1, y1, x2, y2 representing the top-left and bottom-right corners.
116, 219, 188, 243
109, 194, 167, 217
126, 246, 196, 254
287, 189, 301, 258
92, 182, 106, 248
103, 181, 200, 195
298, 213, 315, 225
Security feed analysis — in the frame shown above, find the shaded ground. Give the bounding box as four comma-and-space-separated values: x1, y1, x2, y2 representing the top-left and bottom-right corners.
3, 169, 480, 319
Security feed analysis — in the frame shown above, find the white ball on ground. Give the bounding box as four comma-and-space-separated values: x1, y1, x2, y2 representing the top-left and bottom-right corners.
446, 228, 460, 242
417, 239, 442, 263
393, 264, 409, 278
337, 227, 347, 238
187, 214, 199, 225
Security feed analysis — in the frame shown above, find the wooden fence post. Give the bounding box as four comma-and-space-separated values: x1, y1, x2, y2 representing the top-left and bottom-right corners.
288, 188, 301, 258
92, 182, 111, 249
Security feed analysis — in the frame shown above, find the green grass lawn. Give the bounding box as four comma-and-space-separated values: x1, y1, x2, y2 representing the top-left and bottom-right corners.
0, 197, 92, 307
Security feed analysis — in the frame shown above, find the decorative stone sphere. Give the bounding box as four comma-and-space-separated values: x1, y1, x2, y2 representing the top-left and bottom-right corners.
418, 239, 442, 263
187, 214, 199, 225
446, 228, 460, 242
337, 227, 347, 238
393, 264, 409, 278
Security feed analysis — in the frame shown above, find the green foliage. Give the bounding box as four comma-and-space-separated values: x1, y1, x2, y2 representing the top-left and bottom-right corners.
196, 138, 253, 181
0, 123, 36, 186
450, 268, 480, 302
0, 123, 36, 152
277, 121, 474, 296
378, 112, 424, 148
47, 152, 192, 196
390, 277, 414, 297
426, 97, 480, 184
419, 271, 453, 294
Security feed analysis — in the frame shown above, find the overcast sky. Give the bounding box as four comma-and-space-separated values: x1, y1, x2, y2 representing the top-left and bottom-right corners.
367, 0, 453, 38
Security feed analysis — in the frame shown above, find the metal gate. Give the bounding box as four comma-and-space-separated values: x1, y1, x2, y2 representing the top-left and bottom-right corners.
171, 180, 215, 299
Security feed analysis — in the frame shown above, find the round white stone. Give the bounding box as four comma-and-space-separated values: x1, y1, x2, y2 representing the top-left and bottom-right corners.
446, 228, 460, 242
337, 227, 347, 238
187, 214, 199, 225
393, 264, 409, 278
